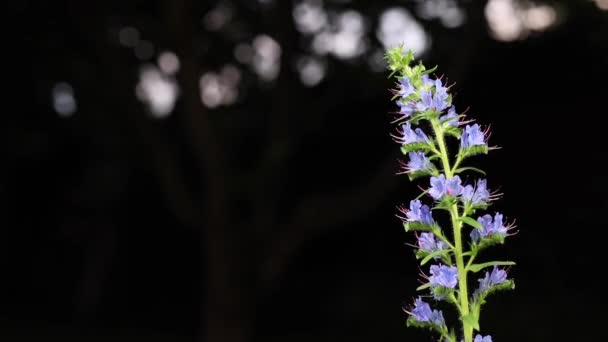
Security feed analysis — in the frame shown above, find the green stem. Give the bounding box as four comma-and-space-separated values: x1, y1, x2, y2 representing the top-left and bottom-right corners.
431, 119, 473, 342
452, 155, 463, 174
466, 251, 477, 270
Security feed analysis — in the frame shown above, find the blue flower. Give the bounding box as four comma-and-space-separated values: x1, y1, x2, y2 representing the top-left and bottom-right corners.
416, 90, 433, 112
415, 78, 450, 113
460, 124, 487, 149
398, 100, 416, 118
418, 232, 448, 254
440, 106, 459, 127
406, 200, 435, 225
429, 264, 458, 288
474, 335, 493, 342
399, 76, 416, 98
462, 179, 490, 205
407, 152, 432, 172
421, 74, 434, 88
471, 213, 508, 242
434, 78, 448, 99
401, 122, 430, 145
477, 266, 508, 295
429, 174, 447, 200
410, 297, 445, 326
446, 176, 463, 196
429, 174, 464, 200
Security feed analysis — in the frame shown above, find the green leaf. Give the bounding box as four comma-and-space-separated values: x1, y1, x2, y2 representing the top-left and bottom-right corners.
459, 216, 483, 230
421, 65, 438, 75
468, 261, 516, 273
453, 166, 486, 175
461, 313, 480, 331
420, 249, 451, 265
416, 283, 431, 291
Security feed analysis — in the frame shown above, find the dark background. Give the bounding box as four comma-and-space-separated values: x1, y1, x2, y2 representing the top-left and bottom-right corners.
3, 0, 608, 341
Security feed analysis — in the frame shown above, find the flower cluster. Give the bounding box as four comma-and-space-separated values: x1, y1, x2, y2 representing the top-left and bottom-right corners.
385, 47, 516, 342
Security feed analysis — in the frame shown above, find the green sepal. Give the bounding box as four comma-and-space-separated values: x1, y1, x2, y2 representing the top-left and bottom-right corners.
433, 196, 458, 211
406, 316, 444, 334
475, 234, 506, 251
404, 221, 440, 232
444, 126, 462, 139
486, 279, 515, 296
408, 167, 439, 181
411, 109, 441, 123
430, 286, 456, 304
468, 261, 516, 273
472, 280, 515, 308
401, 142, 435, 154
458, 145, 489, 159
461, 201, 489, 217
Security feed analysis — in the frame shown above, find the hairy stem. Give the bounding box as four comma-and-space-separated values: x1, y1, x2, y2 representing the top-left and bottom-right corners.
431, 118, 473, 342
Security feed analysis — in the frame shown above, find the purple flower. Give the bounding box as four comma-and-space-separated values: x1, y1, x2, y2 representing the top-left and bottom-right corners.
416, 90, 433, 112
418, 233, 448, 254
429, 175, 447, 199
398, 100, 416, 118
429, 174, 464, 200
415, 78, 450, 112
440, 106, 459, 127
471, 213, 508, 242
434, 78, 448, 99
399, 76, 416, 98
405, 200, 435, 225
410, 297, 445, 326
407, 152, 432, 172
429, 264, 458, 288
401, 122, 430, 145
477, 266, 508, 295
474, 335, 493, 342
421, 74, 434, 88
462, 179, 490, 205
446, 176, 463, 196
461, 124, 487, 149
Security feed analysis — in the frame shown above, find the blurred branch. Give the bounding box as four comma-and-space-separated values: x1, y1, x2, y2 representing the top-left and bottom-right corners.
260, 153, 400, 288
249, 0, 301, 239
